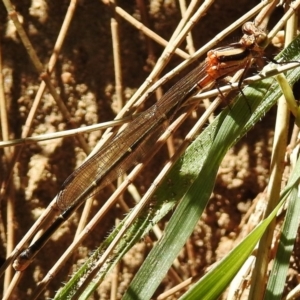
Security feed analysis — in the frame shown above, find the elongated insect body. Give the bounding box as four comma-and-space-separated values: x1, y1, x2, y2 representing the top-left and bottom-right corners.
13, 22, 266, 271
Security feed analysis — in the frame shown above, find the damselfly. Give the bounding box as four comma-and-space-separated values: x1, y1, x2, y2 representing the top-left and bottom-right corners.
13, 22, 266, 271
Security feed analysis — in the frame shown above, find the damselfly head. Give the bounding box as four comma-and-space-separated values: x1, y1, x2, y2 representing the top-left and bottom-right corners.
241, 22, 267, 51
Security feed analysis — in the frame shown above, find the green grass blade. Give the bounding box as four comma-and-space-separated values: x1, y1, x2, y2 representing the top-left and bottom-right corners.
121, 80, 271, 300
265, 181, 300, 298
179, 200, 282, 300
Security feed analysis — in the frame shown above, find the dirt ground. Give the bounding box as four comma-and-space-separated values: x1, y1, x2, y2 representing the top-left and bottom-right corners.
0, 1, 299, 299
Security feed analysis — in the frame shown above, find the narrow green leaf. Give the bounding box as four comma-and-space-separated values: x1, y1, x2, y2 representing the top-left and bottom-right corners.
122, 78, 271, 300
265, 181, 300, 298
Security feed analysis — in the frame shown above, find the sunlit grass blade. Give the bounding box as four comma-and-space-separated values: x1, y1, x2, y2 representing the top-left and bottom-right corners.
121, 81, 274, 300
